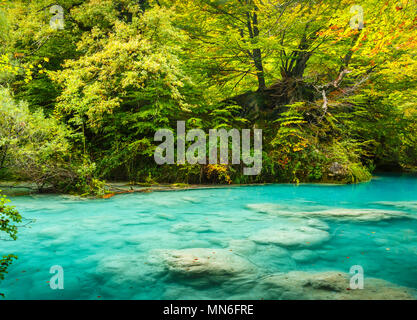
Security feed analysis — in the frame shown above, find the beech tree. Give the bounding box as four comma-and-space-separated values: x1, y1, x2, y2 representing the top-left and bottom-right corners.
0, 0, 416, 184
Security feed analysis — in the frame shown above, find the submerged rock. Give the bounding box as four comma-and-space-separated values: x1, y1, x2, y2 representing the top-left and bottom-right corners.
246, 203, 285, 213
37, 226, 67, 238
228, 240, 257, 255
257, 271, 416, 300
254, 246, 296, 270
96, 254, 161, 286
170, 223, 218, 233
291, 249, 319, 263
289, 217, 330, 230
181, 196, 202, 204
374, 201, 417, 211
155, 213, 176, 221
246, 203, 411, 222
155, 248, 257, 284
250, 226, 330, 248
310, 208, 411, 222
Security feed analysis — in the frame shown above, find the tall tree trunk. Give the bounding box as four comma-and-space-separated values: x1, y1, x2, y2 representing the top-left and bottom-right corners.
280, 25, 316, 80
245, 3, 266, 91
252, 10, 266, 90
0, 145, 7, 170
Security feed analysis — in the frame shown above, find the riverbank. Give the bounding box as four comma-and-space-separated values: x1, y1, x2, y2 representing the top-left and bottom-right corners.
8, 172, 416, 198
0, 180, 273, 197
0, 177, 379, 198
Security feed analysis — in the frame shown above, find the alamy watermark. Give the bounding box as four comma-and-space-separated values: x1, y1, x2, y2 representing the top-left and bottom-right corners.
154, 121, 263, 175
49, 5, 64, 30
45, 3, 365, 32
350, 5, 364, 30
49, 265, 64, 290
350, 265, 364, 290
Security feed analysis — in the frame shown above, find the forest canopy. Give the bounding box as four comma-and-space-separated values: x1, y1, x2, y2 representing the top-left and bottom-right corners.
0, 0, 417, 193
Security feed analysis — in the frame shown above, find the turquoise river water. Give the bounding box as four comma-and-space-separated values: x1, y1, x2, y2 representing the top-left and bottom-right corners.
1, 174, 417, 300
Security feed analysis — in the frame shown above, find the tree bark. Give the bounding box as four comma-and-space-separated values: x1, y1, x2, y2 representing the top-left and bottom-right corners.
245, 4, 266, 91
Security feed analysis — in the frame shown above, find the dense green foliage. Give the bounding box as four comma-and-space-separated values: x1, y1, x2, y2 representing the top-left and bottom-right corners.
0, 191, 21, 297
0, 0, 416, 190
